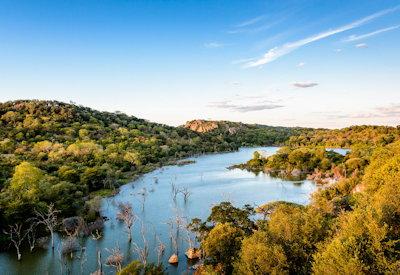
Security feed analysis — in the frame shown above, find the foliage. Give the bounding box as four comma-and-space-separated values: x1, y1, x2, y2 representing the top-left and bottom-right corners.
195, 141, 400, 274
118, 260, 164, 275
0, 100, 305, 234
202, 223, 244, 273
234, 231, 288, 275
288, 125, 400, 147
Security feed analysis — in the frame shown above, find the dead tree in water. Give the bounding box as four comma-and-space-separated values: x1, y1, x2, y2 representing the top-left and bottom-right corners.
171, 182, 179, 202
106, 245, 124, 272
132, 222, 149, 267
26, 222, 38, 252
117, 202, 135, 242
137, 187, 148, 211
33, 203, 60, 250
180, 187, 191, 204
155, 235, 166, 265
3, 224, 27, 260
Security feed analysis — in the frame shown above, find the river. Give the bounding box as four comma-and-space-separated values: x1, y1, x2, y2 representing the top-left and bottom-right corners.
0, 147, 317, 275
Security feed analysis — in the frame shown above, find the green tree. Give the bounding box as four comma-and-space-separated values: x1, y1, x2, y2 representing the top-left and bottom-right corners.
234, 231, 288, 275
9, 161, 44, 202
202, 223, 244, 273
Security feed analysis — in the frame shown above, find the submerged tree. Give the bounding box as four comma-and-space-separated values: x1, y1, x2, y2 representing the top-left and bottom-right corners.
106, 245, 124, 272
33, 203, 60, 249
117, 202, 135, 242
3, 223, 27, 260
26, 222, 38, 252
132, 222, 149, 267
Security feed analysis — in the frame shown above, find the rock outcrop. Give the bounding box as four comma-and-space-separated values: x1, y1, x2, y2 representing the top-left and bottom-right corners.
184, 120, 219, 133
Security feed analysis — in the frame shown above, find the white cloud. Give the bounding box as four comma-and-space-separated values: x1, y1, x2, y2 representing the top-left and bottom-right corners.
334, 48, 342, 52
293, 82, 318, 88
345, 25, 400, 42
204, 42, 225, 48
209, 94, 284, 113
231, 57, 256, 65
243, 6, 399, 68
235, 15, 265, 28
296, 62, 306, 67
329, 104, 400, 119
355, 43, 368, 48
209, 100, 283, 112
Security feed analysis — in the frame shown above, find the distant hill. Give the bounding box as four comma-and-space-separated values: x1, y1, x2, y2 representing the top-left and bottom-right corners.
288, 125, 400, 147
184, 119, 313, 146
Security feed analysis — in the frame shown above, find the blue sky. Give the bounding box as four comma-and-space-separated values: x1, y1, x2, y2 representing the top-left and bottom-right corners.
0, 0, 399, 128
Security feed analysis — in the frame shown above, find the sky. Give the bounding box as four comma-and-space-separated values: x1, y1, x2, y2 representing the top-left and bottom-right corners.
0, 0, 399, 128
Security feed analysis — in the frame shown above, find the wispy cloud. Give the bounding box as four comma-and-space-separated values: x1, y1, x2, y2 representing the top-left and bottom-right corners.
328, 104, 400, 119
204, 42, 226, 48
293, 82, 318, 88
355, 43, 368, 48
228, 19, 284, 34
296, 62, 306, 67
209, 100, 283, 112
231, 57, 256, 65
235, 15, 265, 28
209, 95, 284, 113
243, 6, 399, 68
345, 25, 400, 42
334, 48, 343, 52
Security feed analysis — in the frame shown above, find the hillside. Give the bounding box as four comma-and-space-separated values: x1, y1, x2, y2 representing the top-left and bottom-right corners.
0, 100, 308, 229
184, 119, 313, 146
288, 125, 400, 147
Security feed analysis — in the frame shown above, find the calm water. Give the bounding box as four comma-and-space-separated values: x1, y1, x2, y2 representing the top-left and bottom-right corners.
0, 147, 317, 275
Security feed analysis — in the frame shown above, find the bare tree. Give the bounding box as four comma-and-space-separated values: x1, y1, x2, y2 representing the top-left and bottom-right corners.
105, 245, 124, 272
180, 187, 191, 204
155, 235, 165, 265
137, 187, 148, 211
116, 202, 135, 242
26, 222, 38, 252
33, 203, 60, 249
171, 182, 179, 202
3, 224, 27, 260
132, 222, 149, 267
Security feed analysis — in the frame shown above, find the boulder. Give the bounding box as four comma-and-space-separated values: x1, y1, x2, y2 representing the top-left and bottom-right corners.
168, 254, 179, 264
185, 248, 201, 259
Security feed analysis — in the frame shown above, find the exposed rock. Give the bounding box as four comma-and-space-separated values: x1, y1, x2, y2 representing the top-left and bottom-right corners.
184, 120, 219, 133
168, 253, 179, 264
185, 248, 201, 259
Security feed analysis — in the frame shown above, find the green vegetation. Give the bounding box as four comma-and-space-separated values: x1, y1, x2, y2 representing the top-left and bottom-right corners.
2, 99, 400, 274
118, 260, 164, 275
288, 125, 400, 147
192, 140, 400, 274
231, 145, 374, 183
0, 100, 307, 247
185, 119, 313, 147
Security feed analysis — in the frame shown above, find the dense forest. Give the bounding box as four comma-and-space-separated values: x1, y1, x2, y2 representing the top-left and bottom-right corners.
0, 100, 310, 246
1, 99, 399, 274
192, 128, 400, 274
288, 125, 400, 147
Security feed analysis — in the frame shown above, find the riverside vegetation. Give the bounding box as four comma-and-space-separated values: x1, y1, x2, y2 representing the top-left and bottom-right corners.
1, 99, 400, 274
0, 100, 309, 248
191, 126, 400, 274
